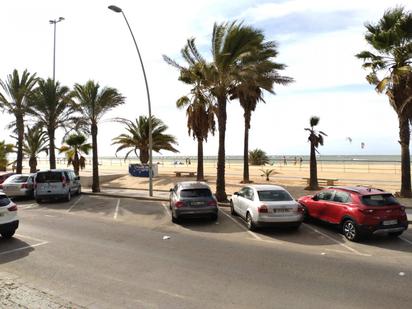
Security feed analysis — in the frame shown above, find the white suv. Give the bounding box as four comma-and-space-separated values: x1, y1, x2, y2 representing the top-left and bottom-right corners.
0, 192, 19, 239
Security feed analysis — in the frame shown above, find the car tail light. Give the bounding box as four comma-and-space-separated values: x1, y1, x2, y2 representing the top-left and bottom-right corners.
208, 200, 217, 207
297, 204, 304, 213
258, 204, 268, 213
359, 208, 374, 214
0, 184, 3, 189
61, 175, 67, 187
21, 183, 28, 189
8, 204, 17, 211
175, 201, 185, 208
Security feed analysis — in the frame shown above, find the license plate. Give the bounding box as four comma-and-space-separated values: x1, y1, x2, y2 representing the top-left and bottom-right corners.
191, 202, 204, 206
274, 209, 289, 213
383, 220, 397, 226
0, 213, 4, 217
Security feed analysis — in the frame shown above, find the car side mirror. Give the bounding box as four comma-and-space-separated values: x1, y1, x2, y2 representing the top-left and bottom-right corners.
76, 176, 80, 180
169, 188, 174, 192
233, 192, 239, 196
312, 195, 319, 201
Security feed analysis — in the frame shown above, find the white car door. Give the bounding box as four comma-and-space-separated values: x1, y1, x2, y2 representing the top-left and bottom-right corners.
235, 187, 248, 217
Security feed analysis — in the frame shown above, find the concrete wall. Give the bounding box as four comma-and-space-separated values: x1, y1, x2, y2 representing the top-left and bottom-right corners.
80, 174, 126, 188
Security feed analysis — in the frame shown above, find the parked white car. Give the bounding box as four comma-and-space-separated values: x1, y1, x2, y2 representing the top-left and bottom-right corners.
1, 174, 34, 198
0, 192, 19, 239
230, 185, 303, 231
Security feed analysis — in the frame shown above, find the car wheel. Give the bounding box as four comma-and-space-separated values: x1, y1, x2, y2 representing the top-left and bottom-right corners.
388, 231, 403, 237
169, 200, 172, 210
36, 198, 42, 204
342, 219, 362, 242
246, 212, 256, 231
1, 230, 16, 239
301, 204, 310, 222
210, 213, 218, 221
289, 223, 301, 231
171, 212, 179, 224
66, 191, 71, 202
230, 201, 237, 216
77, 186, 81, 195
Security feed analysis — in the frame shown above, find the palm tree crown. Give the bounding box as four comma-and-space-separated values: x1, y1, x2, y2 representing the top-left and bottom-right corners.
59, 133, 92, 176
112, 116, 179, 164
23, 126, 48, 173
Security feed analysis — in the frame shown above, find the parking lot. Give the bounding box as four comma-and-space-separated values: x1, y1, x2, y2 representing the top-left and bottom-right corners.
1, 194, 412, 308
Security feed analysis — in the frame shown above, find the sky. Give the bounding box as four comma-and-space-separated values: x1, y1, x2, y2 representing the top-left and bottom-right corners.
0, 0, 411, 158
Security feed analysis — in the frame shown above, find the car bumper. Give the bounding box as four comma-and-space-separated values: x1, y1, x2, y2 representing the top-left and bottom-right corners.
36, 193, 67, 200
175, 207, 218, 218
256, 213, 303, 224
0, 220, 19, 233
358, 221, 408, 234
4, 189, 33, 197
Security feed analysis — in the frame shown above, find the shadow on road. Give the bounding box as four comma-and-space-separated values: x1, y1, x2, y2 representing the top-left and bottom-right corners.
0, 237, 34, 264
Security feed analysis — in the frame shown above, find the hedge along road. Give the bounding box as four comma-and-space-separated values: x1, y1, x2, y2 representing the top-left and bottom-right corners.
0, 195, 411, 308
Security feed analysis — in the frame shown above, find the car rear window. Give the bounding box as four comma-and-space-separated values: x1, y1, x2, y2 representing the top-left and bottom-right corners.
180, 189, 212, 198
361, 194, 400, 207
7, 176, 29, 183
36, 172, 62, 183
258, 190, 293, 202
0, 195, 10, 207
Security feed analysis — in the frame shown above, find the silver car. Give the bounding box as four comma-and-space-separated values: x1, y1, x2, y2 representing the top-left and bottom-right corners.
230, 185, 304, 231
1, 174, 34, 198
169, 181, 218, 223
34, 169, 81, 203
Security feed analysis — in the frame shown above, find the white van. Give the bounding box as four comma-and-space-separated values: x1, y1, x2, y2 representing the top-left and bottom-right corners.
34, 169, 81, 203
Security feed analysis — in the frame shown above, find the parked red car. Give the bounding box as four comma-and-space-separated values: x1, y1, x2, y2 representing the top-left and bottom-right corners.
298, 186, 409, 241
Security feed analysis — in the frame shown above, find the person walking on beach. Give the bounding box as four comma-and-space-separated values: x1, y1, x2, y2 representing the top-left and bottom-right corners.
283, 156, 287, 165
299, 157, 303, 167
294, 156, 297, 166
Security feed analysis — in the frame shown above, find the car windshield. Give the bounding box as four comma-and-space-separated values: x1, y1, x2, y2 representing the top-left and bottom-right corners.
6, 176, 29, 184
180, 189, 212, 198
0, 195, 10, 207
257, 190, 293, 202
36, 172, 61, 183
361, 194, 400, 207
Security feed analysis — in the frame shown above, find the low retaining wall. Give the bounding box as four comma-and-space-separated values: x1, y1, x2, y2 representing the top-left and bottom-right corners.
80, 174, 126, 188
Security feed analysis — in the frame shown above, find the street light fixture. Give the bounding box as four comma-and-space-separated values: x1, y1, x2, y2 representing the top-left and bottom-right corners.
108, 5, 154, 197
49, 17, 65, 81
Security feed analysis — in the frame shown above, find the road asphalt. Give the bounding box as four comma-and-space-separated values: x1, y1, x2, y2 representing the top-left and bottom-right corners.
0, 195, 411, 308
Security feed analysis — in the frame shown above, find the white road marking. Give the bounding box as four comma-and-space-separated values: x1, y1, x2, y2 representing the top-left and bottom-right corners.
399, 236, 412, 246
304, 223, 370, 256
155, 289, 187, 300
23, 204, 38, 210
0, 241, 48, 256
218, 207, 262, 241
67, 195, 83, 212
15, 234, 47, 243
399, 272, 406, 276
114, 199, 120, 220
161, 202, 171, 216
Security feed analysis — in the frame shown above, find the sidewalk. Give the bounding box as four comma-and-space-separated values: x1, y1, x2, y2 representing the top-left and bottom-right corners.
82, 187, 169, 202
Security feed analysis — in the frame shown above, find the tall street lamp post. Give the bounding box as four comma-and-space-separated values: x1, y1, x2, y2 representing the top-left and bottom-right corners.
49, 17, 65, 81
108, 5, 154, 197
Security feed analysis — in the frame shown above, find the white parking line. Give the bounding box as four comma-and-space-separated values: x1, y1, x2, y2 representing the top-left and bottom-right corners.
399, 236, 412, 246
15, 234, 47, 243
218, 208, 262, 241
67, 195, 83, 212
161, 202, 171, 216
0, 241, 48, 256
114, 199, 120, 220
22, 204, 38, 210
304, 224, 370, 256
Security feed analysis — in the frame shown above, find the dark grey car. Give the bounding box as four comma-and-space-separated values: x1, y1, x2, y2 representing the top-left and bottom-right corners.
169, 182, 218, 223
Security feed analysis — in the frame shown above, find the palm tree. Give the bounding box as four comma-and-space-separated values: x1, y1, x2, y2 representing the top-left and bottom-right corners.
72, 80, 125, 192
164, 42, 216, 181
0, 140, 14, 171
0, 69, 37, 173
165, 22, 271, 201
28, 78, 76, 170
112, 116, 179, 163
305, 116, 327, 190
22, 126, 48, 173
356, 7, 412, 197
230, 41, 293, 183
59, 133, 92, 176
249, 149, 270, 166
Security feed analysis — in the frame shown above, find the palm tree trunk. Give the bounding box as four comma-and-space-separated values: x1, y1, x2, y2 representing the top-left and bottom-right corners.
48, 128, 56, 169
243, 110, 251, 183
73, 151, 80, 176
140, 149, 149, 164
309, 141, 319, 190
29, 156, 37, 173
197, 138, 204, 181
399, 114, 411, 197
216, 96, 227, 202
16, 114, 24, 174
91, 122, 100, 192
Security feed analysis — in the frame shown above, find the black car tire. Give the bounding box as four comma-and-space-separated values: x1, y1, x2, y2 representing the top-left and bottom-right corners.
301, 204, 310, 222
342, 219, 362, 242
230, 201, 237, 216
77, 186, 81, 195
211, 213, 218, 221
1, 229, 16, 239
172, 212, 179, 224
388, 231, 403, 237
246, 212, 257, 231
